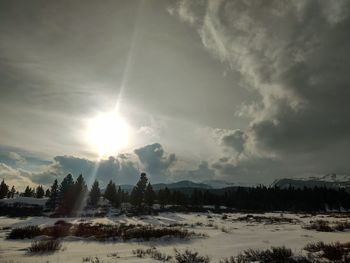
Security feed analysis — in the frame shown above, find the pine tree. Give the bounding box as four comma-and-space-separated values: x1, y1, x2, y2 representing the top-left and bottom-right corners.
89, 180, 101, 206
8, 186, 16, 198
130, 173, 148, 208
0, 179, 9, 199
36, 185, 45, 198
190, 189, 203, 206
57, 174, 76, 214
47, 179, 58, 209
23, 186, 34, 197
74, 174, 88, 207
144, 182, 155, 206
157, 189, 166, 208
45, 188, 51, 197
163, 187, 171, 204
116, 186, 122, 207
59, 174, 74, 197
104, 180, 120, 207
104, 180, 117, 201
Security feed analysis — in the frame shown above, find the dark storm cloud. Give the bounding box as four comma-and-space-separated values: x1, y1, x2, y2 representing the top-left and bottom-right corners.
171, 0, 350, 180
134, 143, 176, 182
221, 129, 246, 155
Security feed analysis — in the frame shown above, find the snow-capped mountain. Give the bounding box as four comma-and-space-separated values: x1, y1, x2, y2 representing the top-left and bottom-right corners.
272, 174, 350, 190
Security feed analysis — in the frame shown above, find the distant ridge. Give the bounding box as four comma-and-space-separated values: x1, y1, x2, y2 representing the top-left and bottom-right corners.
116, 179, 261, 192
201, 179, 235, 189
272, 173, 350, 191
117, 179, 239, 192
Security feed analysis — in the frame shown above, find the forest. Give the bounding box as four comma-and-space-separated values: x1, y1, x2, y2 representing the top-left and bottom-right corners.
1, 172, 349, 215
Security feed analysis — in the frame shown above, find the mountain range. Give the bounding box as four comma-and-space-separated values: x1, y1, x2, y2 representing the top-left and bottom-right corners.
272, 174, 350, 190
119, 179, 235, 191
117, 174, 350, 192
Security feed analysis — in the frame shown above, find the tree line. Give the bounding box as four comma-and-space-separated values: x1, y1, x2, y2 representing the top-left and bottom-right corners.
0, 179, 49, 199
1, 173, 350, 214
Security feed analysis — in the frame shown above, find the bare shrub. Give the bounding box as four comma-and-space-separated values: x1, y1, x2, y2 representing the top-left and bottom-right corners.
219, 256, 236, 263
132, 247, 172, 261
236, 246, 293, 263
74, 223, 124, 240
235, 215, 298, 224
41, 225, 72, 238
303, 220, 333, 232
82, 257, 102, 263
221, 227, 230, 233
107, 252, 119, 258
8, 225, 41, 239
334, 221, 350, 231
123, 226, 191, 240
133, 248, 146, 258
54, 220, 72, 226
304, 220, 350, 233
174, 249, 210, 263
304, 241, 350, 261
304, 241, 327, 253
7, 223, 200, 242
28, 239, 62, 253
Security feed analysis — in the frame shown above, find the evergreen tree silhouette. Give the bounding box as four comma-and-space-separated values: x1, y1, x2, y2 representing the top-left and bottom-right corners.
23, 186, 34, 197
57, 174, 75, 214
47, 179, 58, 209
0, 180, 9, 199
145, 182, 155, 206
130, 172, 148, 208
89, 180, 101, 206
74, 174, 88, 209
35, 185, 44, 198
45, 188, 51, 197
8, 185, 16, 198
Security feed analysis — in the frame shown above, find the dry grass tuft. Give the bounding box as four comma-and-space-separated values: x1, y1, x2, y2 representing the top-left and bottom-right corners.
28, 239, 62, 253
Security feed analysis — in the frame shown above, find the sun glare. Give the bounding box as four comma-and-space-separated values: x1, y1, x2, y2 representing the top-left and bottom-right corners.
87, 112, 130, 157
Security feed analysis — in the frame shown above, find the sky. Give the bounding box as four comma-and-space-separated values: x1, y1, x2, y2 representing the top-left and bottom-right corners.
0, 0, 350, 190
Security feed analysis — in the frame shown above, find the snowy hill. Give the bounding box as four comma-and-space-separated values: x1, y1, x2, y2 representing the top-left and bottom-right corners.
272, 174, 350, 190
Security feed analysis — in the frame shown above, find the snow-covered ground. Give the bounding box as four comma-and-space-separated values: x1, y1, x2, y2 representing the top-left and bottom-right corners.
0, 212, 349, 263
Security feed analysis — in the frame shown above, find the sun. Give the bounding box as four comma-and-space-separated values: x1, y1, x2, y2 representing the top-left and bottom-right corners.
87, 111, 130, 157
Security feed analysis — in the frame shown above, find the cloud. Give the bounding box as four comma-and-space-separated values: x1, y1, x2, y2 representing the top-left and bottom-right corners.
0, 162, 35, 190
220, 129, 247, 156
170, 0, 350, 179
134, 143, 176, 182
8, 152, 26, 165
32, 154, 141, 187
171, 0, 350, 149
0, 142, 182, 189
173, 161, 215, 181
